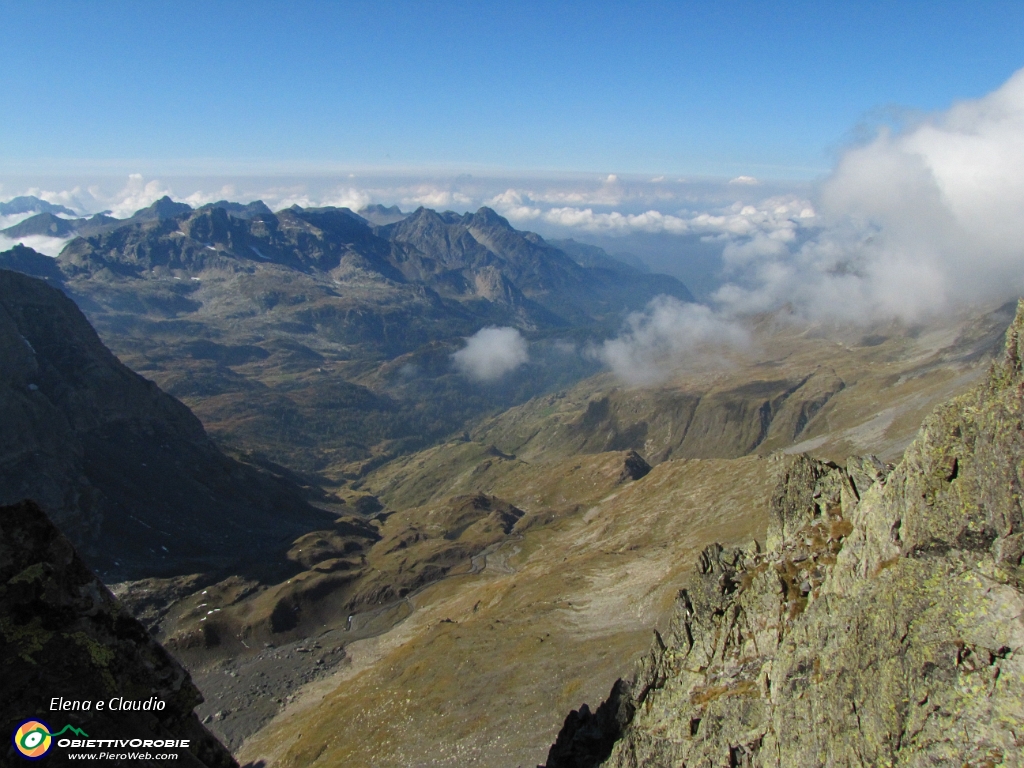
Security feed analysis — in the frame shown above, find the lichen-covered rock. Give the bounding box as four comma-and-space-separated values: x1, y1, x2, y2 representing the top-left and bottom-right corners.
544, 301, 1024, 768
1, 499, 237, 767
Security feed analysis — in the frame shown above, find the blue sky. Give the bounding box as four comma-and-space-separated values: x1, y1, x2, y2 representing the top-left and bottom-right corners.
3, 0, 1024, 178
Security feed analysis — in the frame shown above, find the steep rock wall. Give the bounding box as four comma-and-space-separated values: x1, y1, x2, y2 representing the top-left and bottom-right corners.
0, 268, 333, 581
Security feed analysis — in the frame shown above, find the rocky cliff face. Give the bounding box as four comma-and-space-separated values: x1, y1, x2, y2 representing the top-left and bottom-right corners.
545, 302, 1024, 767
1, 499, 237, 767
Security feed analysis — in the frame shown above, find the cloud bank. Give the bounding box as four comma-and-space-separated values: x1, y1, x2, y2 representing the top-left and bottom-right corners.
0, 234, 71, 257
715, 67, 1024, 322
591, 67, 1024, 384
453, 327, 529, 381
596, 297, 750, 385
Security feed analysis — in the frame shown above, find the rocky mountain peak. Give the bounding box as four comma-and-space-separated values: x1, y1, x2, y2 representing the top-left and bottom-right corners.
132, 195, 193, 222
386, 205, 448, 232
467, 206, 513, 230
203, 200, 273, 220
0, 244, 64, 284
357, 203, 407, 225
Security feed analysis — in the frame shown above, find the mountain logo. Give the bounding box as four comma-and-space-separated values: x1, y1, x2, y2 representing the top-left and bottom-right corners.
12, 720, 88, 760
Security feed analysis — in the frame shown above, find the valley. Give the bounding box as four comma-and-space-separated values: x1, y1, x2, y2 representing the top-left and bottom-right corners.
0, 195, 1017, 767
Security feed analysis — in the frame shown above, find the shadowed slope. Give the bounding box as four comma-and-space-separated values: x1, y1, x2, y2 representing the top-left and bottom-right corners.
0, 269, 333, 582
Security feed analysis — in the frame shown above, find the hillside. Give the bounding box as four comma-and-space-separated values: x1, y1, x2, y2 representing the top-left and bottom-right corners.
236, 452, 777, 766
224, 303, 1012, 767
0, 268, 339, 583
467, 303, 1014, 466
543, 302, 1024, 767
359, 300, 1013, 516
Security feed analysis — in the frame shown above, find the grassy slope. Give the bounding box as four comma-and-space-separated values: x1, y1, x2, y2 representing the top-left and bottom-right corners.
239, 455, 773, 768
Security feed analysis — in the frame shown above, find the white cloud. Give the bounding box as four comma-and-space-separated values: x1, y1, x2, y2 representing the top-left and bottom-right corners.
21, 186, 87, 213
453, 326, 529, 381
0, 212, 39, 230
586, 63, 1024, 359
393, 185, 474, 210
0, 235, 71, 257
106, 174, 173, 218
546, 206, 692, 234
729, 175, 760, 185
711, 66, 1024, 322
485, 188, 816, 241
322, 187, 374, 211
262, 186, 374, 212
485, 183, 627, 210
183, 185, 238, 208
596, 296, 749, 386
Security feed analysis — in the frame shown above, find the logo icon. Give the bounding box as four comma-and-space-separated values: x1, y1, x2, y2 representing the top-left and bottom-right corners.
12, 721, 88, 760
12, 719, 53, 760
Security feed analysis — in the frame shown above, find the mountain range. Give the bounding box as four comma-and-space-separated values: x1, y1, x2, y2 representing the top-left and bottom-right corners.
2, 197, 690, 482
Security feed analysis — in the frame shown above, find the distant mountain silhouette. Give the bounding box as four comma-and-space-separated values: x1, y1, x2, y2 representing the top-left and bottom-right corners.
0, 194, 77, 217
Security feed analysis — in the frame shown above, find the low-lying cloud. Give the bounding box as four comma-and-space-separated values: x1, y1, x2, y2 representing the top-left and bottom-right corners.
453, 326, 529, 381
591, 67, 1024, 384
0, 234, 71, 257
595, 297, 749, 385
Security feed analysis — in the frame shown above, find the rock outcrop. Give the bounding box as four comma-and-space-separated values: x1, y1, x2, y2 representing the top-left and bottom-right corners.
544, 301, 1024, 767
1, 499, 237, 767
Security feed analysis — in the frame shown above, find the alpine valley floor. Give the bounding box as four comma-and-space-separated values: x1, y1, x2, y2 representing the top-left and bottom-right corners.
225, 302, 1014, 767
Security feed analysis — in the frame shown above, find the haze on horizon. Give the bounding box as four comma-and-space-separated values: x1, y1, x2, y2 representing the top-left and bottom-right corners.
4, 0, 1024, 384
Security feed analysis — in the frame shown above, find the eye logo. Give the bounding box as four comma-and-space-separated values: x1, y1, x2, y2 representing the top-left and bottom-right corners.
12, 720, 53, 760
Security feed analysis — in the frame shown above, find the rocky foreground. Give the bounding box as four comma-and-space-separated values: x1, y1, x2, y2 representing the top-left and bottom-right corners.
1, 499, 236, 767
545, 302, 1024, 767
